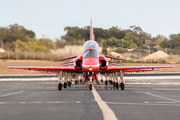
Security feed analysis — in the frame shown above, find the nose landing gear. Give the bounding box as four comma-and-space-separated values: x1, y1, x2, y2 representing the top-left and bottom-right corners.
89, 75, 93, 90
89, 84, 92, 90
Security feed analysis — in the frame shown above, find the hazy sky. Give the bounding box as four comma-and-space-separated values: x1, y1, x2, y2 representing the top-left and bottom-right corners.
1, 0, 180, 41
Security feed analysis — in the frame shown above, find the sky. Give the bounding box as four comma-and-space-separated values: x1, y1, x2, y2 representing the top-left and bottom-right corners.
1, 0, 180, 41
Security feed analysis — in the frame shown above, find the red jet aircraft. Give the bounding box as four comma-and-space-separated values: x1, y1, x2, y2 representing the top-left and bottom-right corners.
8, 19, 175, 90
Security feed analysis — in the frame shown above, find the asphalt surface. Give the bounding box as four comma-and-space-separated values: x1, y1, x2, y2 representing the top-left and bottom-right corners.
0, 74, 180, 120
1, 72, 180, 78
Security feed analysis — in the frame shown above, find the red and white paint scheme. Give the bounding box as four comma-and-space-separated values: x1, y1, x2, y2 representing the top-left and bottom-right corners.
8, 19, 175, 90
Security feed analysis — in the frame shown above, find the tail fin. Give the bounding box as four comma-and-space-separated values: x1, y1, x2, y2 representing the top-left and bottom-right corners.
83, 38, 85, 44
90, 18, 94, 41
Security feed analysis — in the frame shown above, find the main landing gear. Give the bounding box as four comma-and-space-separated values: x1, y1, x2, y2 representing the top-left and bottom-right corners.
108, 70, 125, 90
75, 80, 78, 85
64, 82, 67, 88
58, 71, 63, 91
116, 83, 119, 89
105, 80, 108, 85
58, 83, 62, 90
68, 81, 71, 87
119, 70, 125, 90
120, 83, 124, 90
105, 73, 108, 86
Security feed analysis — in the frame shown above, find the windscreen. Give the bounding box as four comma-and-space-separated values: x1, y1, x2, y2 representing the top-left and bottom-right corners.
83, 49, 98, 58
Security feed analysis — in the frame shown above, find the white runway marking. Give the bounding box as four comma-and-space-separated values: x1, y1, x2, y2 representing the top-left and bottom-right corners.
35, 102, 41, 104
20, 102, 26, 104
155, 102, 176, 104
124, 76, 180, 80
0, 78, 57, 81
144, 101, 149, 103
125, 82, 180, 85
92, 86, 118, 120
146, 92, 180, 103
0, 91, 23, 98
76, 101, 81, 103
106, 102, 180, 106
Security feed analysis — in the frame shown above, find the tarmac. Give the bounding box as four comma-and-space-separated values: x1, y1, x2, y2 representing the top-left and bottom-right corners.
0, 73, 180, 120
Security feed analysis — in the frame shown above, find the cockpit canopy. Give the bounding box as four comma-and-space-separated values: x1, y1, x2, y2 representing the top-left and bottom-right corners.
83, 41, 99, 53
83, 49, 98, 58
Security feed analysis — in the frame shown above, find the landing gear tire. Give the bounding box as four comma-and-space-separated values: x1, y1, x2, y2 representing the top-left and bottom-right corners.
120, 83, 125, 90
80, 79, 82, 83
75, 80, 77, 85
105, 80, 108, 86
110, 80, 112, 85
68, 81, 71, 87
101, 79, 103, 83
58, 83, 62, 90
89, 84, 92, 90
116, 83, 119, 89
64, 83, 67, 88
113, 82, 115, 88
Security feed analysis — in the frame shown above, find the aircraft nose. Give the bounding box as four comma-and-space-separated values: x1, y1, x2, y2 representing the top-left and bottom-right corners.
82, 65, 99, 72
82, 58, 99, 72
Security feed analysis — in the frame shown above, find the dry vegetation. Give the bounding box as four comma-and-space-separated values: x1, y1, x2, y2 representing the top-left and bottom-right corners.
0, 60, 63, 75
0, 60, 179, 75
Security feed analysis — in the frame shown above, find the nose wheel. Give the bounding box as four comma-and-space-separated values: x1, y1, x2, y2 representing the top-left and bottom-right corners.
89, 84, 92, 90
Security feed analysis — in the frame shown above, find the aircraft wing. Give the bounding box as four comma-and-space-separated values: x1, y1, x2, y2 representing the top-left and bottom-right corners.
105, 66, 174, 72
53, 56, 77, 62
8, 66, 79, 73
124, 68, 161, 72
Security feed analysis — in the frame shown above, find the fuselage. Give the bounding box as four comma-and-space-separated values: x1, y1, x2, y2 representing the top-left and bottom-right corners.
82, 40, 100, 73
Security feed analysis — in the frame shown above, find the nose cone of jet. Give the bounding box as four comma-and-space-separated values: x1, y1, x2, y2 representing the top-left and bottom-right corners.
82, 57, 99, 72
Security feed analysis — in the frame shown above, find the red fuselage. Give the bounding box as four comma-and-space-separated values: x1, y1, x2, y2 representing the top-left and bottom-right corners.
82, 56, 99, 73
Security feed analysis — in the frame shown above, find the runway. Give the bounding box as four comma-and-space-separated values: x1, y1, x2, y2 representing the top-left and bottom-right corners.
0, 73, 180, 120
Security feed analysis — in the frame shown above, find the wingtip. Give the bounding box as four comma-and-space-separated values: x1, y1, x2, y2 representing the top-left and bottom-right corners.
7, 66, 13, 69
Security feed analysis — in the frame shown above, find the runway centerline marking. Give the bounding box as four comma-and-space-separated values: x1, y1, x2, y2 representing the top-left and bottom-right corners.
92, 86, 118, 120
144, 101, 149, 103
76, 101, 81, 103
146, 92, 180, 103
0, 91, 23, 98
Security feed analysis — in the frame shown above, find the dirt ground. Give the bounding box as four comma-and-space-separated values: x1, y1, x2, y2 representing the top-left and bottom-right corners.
0, 60, 63, 75
0, 60, 179, 75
